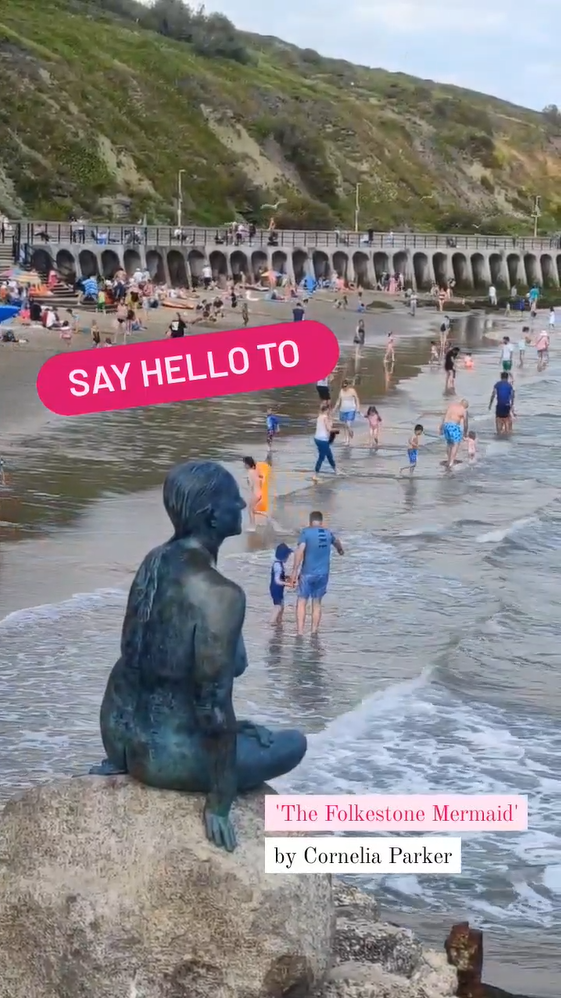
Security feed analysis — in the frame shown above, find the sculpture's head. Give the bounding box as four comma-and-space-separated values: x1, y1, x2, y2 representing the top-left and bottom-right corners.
163, 460, 246, 543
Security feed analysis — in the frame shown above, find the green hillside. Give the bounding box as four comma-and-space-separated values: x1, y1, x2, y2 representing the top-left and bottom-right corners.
1, 0, 561, 232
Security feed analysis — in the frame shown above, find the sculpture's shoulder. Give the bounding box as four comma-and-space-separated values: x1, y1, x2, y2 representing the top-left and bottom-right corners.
176, 546, 246, 618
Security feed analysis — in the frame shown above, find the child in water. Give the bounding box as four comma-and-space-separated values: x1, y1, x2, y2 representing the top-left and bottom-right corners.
384, 332, 395, 365
365, 405, 382, 448
519, 327, 530, 366
269, 543, 293, 625
467, 430, 477, 462
400, 424, 424, 475
266, 408, 280, 449
430, 341, 439, 364
464, 352, 474, 369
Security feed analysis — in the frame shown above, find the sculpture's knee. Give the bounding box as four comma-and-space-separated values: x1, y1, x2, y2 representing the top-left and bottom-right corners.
283, 729, 307, 770
237, 729, 307, 792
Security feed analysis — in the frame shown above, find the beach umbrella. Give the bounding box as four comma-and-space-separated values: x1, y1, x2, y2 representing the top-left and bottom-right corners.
0, 267, 25, 278
15, 271, 42, 285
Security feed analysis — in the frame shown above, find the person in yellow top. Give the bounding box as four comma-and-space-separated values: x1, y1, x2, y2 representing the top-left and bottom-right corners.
255, 460, 271, 516
242, 457, 272, 529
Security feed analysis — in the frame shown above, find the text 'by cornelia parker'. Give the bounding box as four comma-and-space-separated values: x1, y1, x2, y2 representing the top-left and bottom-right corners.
264, 837, 463, 874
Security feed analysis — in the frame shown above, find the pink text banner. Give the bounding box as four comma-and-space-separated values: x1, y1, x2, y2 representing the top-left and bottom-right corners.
36, 320, 340, 417
265, 795, 528, 832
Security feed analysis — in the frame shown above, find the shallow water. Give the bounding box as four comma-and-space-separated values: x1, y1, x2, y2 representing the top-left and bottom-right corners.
1, 314, 560, 995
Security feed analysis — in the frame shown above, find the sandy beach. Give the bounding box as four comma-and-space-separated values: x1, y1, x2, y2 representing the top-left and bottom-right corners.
0, 291, 440, 444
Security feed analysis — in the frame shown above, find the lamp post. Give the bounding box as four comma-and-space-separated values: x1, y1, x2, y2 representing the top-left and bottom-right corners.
354, 183, 361, 233
177, 169, 186, 229
531, 194, 541, 238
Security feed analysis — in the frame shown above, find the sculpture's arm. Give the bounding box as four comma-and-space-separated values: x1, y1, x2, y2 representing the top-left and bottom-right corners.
193, 583, 245, 851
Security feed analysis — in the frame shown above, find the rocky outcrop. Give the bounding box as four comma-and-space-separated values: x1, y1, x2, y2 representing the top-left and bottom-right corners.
0, 774, 460, 998
0, 776, 333, 998
320, 882, 457, 998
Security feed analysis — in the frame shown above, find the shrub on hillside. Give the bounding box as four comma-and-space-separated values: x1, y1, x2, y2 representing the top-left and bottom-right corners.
542, 104, 561, 135
272, 118, 339, 204
87, 0, 250, 63
275, 198, 337, 230
432, 98, 493, 135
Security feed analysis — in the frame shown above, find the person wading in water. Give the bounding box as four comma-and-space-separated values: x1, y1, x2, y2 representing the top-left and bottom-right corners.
440, 398, 469, 469
333, 379, 360, 445
489, 371, 515, 434
290, 510, 345, 636
312, 401, 338, 482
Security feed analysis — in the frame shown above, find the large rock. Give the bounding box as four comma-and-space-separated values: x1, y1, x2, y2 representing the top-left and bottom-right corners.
318, 955, 457, 998
0, 776, 333, 998
321, 881, 457, 998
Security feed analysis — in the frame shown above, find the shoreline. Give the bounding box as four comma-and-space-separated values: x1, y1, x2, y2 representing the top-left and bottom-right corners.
0, 290, 445, 446
0, 299, 553, 998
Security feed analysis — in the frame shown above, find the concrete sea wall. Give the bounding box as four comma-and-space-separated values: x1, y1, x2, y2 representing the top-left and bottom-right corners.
12, 222, 561, 290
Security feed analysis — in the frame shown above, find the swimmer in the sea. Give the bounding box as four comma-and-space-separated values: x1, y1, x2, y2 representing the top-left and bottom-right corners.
400, 423, 424, 475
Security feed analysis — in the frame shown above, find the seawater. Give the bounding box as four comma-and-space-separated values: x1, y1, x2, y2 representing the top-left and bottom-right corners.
1, 319, 560, 994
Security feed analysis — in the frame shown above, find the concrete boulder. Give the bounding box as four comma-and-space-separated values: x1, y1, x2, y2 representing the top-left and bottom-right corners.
0, 776, 333, 998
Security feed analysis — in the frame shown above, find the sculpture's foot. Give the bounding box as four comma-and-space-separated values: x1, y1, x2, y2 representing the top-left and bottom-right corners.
88, 758, 127, 776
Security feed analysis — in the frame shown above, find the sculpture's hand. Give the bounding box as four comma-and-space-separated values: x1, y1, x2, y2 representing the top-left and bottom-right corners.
237, 720, 274, 747
204, 807, 237, 852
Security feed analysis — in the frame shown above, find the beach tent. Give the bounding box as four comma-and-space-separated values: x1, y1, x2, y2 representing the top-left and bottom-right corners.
81, 277, 98, 298
302, 275, 317, 293
0, 305, 20, 324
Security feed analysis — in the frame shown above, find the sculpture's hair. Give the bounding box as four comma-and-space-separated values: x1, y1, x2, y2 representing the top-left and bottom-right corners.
132, 460, 235, 624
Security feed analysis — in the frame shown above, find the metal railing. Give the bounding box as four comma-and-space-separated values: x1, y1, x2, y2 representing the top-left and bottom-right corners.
3, 222, 561, 254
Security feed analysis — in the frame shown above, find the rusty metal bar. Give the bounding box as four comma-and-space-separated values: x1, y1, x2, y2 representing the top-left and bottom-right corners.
445, 922, 485, 998
444, 922, 532, 998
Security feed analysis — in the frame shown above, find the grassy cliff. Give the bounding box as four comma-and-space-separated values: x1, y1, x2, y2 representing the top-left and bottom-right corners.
1, 0, 561, 231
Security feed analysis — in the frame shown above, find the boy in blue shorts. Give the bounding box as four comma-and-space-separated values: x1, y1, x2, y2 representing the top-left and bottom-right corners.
400, 424, 424, 475
266, 408, 280, 450
269, 542, 292, 625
